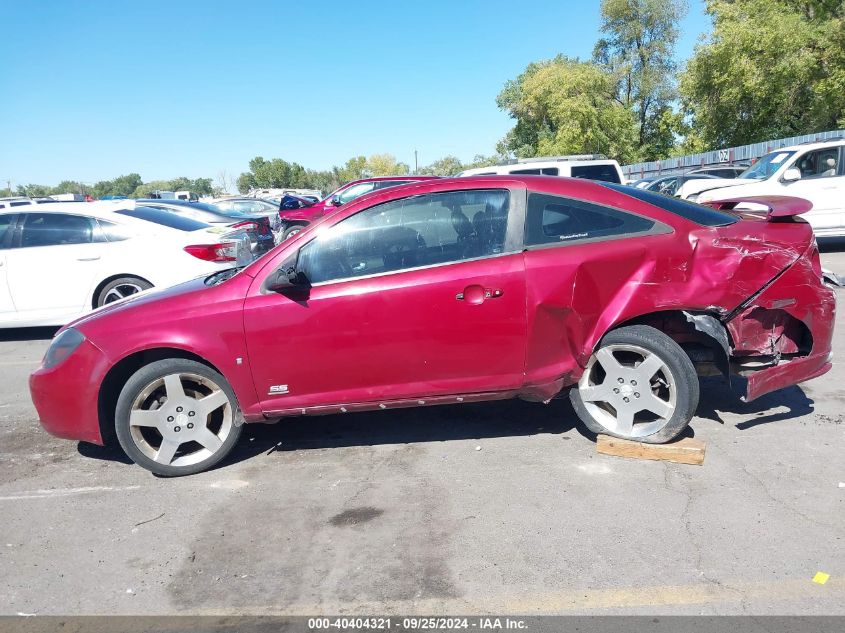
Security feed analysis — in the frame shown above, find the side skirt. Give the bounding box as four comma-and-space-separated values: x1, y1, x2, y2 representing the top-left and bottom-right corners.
254, 390, 522, 421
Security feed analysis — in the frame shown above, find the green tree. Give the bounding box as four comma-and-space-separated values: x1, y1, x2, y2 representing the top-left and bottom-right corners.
51, 180, 88, 196
306, 169, 338, 195
90, 173, 143, 198
421, 155, 465, 176
593, 0, 688, 160
680, 0, 845, 147
236, 157, 313, 192
497, 56, 639, 162
237, 172, 256, 194
365, 153, 410, 177
16, 184, 52, 197
131, 180, 171, 198
334, 156, 367, 183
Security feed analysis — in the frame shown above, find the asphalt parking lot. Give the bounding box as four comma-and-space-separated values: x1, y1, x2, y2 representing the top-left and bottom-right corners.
1, 244, 844, 616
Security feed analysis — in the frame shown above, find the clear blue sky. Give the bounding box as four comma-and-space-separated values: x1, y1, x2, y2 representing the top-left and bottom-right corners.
0, 0, 709, 189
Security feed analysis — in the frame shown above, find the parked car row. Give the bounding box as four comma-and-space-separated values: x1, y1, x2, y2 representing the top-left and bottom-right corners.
624, 139, 845, 237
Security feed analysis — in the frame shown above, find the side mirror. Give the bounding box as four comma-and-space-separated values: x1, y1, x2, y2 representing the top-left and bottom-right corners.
266, 266, 310, 293
782, 168, 801, 182
331, 194, 343, 206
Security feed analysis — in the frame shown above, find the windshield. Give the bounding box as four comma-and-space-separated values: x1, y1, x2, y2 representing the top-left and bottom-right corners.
738, 151, 795, 180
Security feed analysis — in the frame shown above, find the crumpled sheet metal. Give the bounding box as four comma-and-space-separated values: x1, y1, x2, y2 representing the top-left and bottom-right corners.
521, 213, 834, 402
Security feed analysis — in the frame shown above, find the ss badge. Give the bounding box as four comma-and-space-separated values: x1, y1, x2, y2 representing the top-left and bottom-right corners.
268, 384, 289, 395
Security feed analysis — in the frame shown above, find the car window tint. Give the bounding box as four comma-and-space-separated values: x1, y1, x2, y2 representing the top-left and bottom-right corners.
525, 193, 654, 246
116, 207, 210, 231
511, 167, 559, 176
600, 183, 738, 226
570, 164, 621, 183
97, 220, 135, 242
300, 189, 510, 284
0, 214, 15, 248
19, 213, 95, 248
373, 180, 413, 191
795, 148, 840, 179
337, 182, 376, 204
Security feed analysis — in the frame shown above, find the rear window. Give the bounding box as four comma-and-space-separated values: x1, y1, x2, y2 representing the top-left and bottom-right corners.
97, 219, 135, 242
511, 167, 560, 176
116, 206, 210, 231
525, 193, 655, 246
570, 164, 621, 183
600, 183, 738, 226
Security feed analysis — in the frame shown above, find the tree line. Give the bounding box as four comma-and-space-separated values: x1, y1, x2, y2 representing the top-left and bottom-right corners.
4, 175, 216, 200
7, 0, 842, 198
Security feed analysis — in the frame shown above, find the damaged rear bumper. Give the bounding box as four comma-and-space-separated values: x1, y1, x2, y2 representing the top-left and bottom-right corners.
742, 351, 832, 402
725, 240, 836, 402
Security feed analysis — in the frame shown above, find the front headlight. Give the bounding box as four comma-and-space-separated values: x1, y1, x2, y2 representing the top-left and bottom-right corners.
43, 328, 86, 369
687, 193, 700, 202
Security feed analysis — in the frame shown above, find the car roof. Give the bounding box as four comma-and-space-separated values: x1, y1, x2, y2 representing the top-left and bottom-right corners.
774, 139, 844, 153
344, 175, 440, 185
0, 200, 184, 226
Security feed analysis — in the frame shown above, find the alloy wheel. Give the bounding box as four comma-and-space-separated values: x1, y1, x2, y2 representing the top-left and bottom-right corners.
127, 372, 234, 467
103, 282, 144, 304
577, 343, 677, 438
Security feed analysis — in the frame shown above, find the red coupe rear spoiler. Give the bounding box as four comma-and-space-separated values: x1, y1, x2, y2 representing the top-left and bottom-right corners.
702, 195, 812, 220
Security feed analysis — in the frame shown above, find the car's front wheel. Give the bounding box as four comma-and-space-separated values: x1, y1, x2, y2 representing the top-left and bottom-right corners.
115, 359, 243, 476
570, 325, 699, 443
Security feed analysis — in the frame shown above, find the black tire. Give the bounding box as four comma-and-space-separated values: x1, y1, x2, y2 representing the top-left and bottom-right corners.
570, 325, 699, 444
96, 276, 152, 307
115, 359, 243, 476
282, 224, 307, 240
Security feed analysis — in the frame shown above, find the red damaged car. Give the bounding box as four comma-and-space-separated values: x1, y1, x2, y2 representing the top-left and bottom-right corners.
30, 176, 835, 476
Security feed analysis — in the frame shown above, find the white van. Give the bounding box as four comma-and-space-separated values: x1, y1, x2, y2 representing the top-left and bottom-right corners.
697, 139, 845, 237
457, 155, 624, 184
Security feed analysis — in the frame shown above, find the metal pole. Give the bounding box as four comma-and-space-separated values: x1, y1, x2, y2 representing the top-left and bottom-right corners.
414, 150, 418, 175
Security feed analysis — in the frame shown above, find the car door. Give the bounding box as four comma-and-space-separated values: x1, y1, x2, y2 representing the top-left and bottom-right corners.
782, 146, 845, 234
243, 187, 528, 413
0, 214, 17, 319
5, 212, 105, 322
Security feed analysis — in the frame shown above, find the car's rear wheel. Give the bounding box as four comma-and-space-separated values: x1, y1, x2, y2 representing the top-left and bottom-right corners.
570, 325, 699, 443
115, 359, 243, 476
282, 224, 306, 240
96, 277, 152, 307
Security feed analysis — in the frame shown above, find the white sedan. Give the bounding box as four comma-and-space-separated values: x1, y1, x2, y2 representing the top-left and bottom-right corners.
0, 201, 252, 328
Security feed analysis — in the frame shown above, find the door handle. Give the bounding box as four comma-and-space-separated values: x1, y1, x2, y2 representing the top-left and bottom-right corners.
76, 256, 101, 261
455, 285, 503, 305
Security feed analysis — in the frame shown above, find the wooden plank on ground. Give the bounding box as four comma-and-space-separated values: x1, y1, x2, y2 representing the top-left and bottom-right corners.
596, 434, 706, 465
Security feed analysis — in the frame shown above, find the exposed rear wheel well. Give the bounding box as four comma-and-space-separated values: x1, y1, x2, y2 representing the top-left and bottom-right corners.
609, 310, 731, 376
97, 348, 222, 446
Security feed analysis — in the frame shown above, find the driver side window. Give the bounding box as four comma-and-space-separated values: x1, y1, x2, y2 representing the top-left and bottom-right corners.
299, 189, 510, 284
795, 148, 840, 179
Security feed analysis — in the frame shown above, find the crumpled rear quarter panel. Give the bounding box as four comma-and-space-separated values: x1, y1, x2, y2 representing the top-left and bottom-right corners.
522, 212, 828, 398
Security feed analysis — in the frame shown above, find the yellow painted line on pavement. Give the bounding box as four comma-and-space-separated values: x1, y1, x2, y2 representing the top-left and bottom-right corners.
0, 485, 142, 501
187, 575, 844, 615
